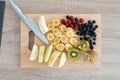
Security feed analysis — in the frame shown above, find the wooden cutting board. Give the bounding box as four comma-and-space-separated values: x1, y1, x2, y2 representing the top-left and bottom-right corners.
20, 14, 102, 69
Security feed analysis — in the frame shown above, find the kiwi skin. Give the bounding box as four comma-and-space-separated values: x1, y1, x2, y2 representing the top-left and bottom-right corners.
87, 50, 97, 61
68, 48, 81, 61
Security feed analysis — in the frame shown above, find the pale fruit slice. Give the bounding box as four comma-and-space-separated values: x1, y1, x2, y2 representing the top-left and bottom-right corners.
53, 37, 60, 45
52, 28, 60, 36
52, 19, 60, 26
38, 16, 49, 34
70, 38, 77, 47
60, 35, 68, 43
65, 43, 73, 51
29, 44, 39, 61
44, 44, 53, 62
66, 27, 73, 32
56, 43, 65, 51
47, 23, 55, 30
38, 46, 45, 63
59, 52, 67, 68
60, 25, 66, 32
48, 51, 61, 67
47, 33, 54, 41
66, 30, 75, 38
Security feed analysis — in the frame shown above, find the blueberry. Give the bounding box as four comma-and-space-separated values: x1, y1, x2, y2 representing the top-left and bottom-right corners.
75, 17, 78, 21
93, 42, 96, 45
90, 34, 93, 37
92, 20, 96, 23
93, 33, 97, 37
76, 32, 80, 35
80, 32, 83, 36
93, 28, 96, 31
80, 38, 83, 40
95, 25, 98, 28
88, 20, 91, 23
93, 37, 96, 41
66, 15, 70, 19
90, 46, 94, 50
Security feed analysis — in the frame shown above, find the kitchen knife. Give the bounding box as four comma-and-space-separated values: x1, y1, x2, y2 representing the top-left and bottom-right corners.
9, 0, 48, 44
0, 1, 5, 47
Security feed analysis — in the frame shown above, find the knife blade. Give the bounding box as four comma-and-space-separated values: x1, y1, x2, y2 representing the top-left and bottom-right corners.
9, 0, 48, 44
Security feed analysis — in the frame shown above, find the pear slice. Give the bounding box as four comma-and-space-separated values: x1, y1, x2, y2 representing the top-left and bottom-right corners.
29, 44, 39, 61
38, 46, 45, 63
48, 51, 61, 67
44, 44, 53, 62
59, 52, 67, 68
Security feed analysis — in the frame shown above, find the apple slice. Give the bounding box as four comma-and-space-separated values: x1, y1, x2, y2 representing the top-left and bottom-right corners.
59, 52, 67, 68
38, 46, 45, 63
48, 51, 61, 67
29, 44, 39, 61
44, 44, 53, 62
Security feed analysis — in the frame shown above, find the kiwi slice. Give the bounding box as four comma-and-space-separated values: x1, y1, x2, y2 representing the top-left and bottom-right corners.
84, 52, 93, 64
78, 40, 90, 51
68, 48, 81, 61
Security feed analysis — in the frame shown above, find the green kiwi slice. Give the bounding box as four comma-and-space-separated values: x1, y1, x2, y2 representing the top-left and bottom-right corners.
78, 40, 90, 51
68, 48, 81, 61
84, 52, 93, 64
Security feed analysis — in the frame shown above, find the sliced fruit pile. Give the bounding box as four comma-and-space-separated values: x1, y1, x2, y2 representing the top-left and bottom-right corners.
46, 19, 77, 51
60, 15, 98, 63
60, 15, 98, 50
29, 44, 67, 68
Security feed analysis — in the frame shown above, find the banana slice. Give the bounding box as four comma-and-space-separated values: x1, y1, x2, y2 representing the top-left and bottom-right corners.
38, 46, 45, 63
44, 44, 53, 62
53, 37, 60, 45
66, 30, 75, 38
47, 33, 54, 41
60, 25, 66, 32
66, 27, 73, 32
65, 43, 73, 51
59, 52, 67, 68
48, 51, 61, 67
60, 35, 68, 44
38, 16, 49, 34
52, 28, 60, 36
29, 44, 39, 61
47, 23, 55, 30
70, 38, 77, 46
56, 43, 65, 51
52, 19, 60, 26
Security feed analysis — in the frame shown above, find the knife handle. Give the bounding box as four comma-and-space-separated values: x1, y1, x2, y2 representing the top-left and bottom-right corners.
9, 0, 26, 21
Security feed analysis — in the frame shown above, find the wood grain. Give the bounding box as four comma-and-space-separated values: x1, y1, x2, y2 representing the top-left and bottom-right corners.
0, 0, 120, 80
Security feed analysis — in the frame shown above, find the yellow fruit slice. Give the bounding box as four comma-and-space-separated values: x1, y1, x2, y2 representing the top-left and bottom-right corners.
44, 44, 53, 62
53, 37, 60, 45
47, 23, 55, 30
52, 19, 60, 26
65, 43, 73, 51
66, 27, 73, 32
47, 33, 54, 41
70, 38, 77, 46
66, 30, 75, 38
38, 46, 45, 63
60, 35, 68, 44
48, 51, 61, 67
38, 16, 49, 34
60, 25, 66, 32
59, 52, 67, 68
52, 28, 60, 36
56, 43, 65, 51
29, 44, 39, 61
